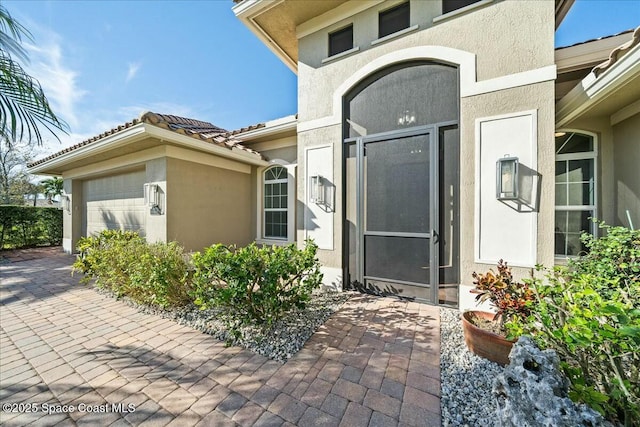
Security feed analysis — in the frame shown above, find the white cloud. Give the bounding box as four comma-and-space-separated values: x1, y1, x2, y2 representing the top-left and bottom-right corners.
22, 30, 86, 131
126, 61, 141, 83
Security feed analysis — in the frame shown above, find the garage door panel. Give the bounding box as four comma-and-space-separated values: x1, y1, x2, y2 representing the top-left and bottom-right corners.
83, 170, 146, 237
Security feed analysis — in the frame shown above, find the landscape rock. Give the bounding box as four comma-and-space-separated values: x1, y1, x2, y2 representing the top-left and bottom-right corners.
494, 336, 612, 427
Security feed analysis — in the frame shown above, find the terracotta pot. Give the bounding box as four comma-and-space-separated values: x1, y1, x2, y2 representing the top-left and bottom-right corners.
461, 310, 515, 366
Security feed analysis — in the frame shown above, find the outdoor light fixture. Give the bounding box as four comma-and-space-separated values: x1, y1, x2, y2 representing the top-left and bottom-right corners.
144, 183, 160, 208
496, 155, 519, 200
309, 175, 325, 205
60, 195, 70, 213
397, 110, 416, 126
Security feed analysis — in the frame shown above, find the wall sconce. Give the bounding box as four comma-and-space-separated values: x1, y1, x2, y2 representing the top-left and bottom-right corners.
397, 110, 416, 126
309, 175, 325, 205
144, 183, 159, 208
60, 195, 71, 213
496, 155, 519, 200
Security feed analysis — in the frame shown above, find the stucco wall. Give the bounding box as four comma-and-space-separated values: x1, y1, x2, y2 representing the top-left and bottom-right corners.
298, 0, 555, 121
462, 82, 556, 284
613, 113, 640, 228
294, 0, 556, 295
166, 158, 252, 252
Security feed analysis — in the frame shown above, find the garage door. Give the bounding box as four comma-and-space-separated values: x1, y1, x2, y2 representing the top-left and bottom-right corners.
83, 170, 146, 237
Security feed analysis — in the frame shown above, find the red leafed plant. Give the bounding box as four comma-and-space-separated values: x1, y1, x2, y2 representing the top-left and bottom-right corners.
471, 259, 535, 332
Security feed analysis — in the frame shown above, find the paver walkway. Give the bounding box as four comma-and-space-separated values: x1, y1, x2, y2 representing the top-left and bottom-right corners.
0, 250, 441, 426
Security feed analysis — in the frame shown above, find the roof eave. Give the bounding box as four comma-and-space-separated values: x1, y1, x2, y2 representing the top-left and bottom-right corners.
28, 123, 268, 175
233, 115, 297, 142
143, 125, 268, 166
233, 0, 298, 74
555, 43, 640, 127
28, 123, 148, 175
555, 0, 575, 30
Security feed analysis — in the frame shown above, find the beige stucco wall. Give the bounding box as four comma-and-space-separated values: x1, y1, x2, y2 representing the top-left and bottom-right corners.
145, 158, 168, 244
613, 113, 640, 228
295, 0, 556, 291
462, 82, 556, 283
298, 0, 554, 121
166, 158, 252, 252
62, 179, 82, 253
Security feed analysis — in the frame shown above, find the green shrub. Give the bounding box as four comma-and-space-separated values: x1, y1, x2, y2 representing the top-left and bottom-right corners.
73, 230, 191, 308
191, 240, 323, 325
515, 225, 639, 425
0, 205, 62, 249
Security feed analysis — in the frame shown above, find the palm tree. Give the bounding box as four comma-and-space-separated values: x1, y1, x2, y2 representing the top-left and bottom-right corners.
41, 176, 63, 204
0, 4, 68, 147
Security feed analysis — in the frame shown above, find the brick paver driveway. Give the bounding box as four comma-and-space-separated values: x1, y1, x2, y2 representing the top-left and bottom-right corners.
0, 251, 441, 426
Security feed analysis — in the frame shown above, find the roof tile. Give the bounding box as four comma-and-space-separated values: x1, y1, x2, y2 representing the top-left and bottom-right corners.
28, 111, 262, 168
592, 26, 640, 77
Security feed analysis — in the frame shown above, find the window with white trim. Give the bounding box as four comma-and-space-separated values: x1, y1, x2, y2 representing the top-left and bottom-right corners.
263, 166, 288, 239
555, 131, 596, 257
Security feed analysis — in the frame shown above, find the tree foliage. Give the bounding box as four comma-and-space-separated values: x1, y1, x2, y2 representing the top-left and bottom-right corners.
0, 137, 37, 204
0, 4, 68, 147
40, 176, 62, 203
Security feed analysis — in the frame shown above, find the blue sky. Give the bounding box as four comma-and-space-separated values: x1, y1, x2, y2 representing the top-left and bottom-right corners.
5, 0, 639, 156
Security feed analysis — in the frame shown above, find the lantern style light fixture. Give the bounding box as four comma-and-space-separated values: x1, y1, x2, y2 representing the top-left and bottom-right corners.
309, 175, 325, 205
496, 155, 519, 200
397, 110, 416, 126
144, 183, 160, 208
60, 195, 71, 213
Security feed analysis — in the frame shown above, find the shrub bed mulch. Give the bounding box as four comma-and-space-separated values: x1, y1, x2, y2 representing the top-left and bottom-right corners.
92, 285, 352, 363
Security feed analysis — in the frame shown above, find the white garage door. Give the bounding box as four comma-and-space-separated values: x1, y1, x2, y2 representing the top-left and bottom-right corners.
83, 170, 146, 237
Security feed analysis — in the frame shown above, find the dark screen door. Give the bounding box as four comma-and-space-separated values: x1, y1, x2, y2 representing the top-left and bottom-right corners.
346, 129, 438, 303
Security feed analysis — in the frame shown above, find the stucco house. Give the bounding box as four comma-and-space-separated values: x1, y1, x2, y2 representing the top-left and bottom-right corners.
28, 0, 639, 310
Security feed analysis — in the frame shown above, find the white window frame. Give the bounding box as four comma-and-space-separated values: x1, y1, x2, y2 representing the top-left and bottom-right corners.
256, 161, 296, 245
554, 130, 598, 259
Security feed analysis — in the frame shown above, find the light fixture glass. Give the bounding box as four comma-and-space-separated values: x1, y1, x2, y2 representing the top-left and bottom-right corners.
309, 175, 325, 205
496, 155, 519, 200
144, 183, 159, 207
60, 195, 71, 212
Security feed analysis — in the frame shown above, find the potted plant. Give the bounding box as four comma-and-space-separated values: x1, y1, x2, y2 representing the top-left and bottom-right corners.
461, 259, 534, 365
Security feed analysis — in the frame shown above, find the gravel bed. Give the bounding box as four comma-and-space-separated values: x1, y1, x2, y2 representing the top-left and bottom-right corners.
440, 307, 504, 427
95, 287, 350, 363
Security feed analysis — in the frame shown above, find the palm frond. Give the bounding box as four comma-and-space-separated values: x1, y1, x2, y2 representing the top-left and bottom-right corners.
0, 4, 68, 147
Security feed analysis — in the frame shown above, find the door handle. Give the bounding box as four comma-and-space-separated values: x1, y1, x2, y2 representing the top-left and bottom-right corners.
432, 230, 440, 243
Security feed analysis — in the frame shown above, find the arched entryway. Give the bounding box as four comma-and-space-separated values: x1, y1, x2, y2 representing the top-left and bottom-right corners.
342, 61, 460, 306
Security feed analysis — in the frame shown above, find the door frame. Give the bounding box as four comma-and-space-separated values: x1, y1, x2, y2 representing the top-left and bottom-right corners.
343, 121, 458, 304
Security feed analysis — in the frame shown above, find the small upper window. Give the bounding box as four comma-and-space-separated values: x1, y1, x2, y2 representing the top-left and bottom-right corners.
328, 25, 353, 57
379, 2, 410, 39
442, 0, 482, 14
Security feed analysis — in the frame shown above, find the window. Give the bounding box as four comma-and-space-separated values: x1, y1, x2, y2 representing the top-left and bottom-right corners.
329, 25, 353, 57
555, 132, 596, 257
442, 0, 482, 14
264, 166, 288, 239
379, 2, 410, 39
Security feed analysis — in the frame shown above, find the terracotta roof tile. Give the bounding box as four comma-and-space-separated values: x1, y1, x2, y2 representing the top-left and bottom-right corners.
555, 28, 636, 51
592, 26, 640, 77
28, 111, 262, 168
224, 122, 266, 136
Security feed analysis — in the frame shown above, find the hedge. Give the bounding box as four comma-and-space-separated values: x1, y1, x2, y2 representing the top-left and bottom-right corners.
0, 206, 63, 249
